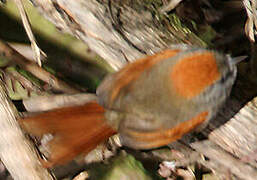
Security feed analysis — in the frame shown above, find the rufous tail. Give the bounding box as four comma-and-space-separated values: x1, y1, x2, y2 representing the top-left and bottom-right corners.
19, 102, 116, 168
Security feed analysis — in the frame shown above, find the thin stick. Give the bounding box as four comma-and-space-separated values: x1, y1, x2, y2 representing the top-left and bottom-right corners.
0, 39, 80, 94
14, 0, 46, 66
23, 93, 97, 112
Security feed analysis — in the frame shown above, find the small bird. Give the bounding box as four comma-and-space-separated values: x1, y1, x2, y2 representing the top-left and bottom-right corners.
20, 47, 241, 168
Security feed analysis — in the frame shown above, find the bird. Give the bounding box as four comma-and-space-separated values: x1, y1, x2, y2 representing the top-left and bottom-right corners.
19, 47, 242, 168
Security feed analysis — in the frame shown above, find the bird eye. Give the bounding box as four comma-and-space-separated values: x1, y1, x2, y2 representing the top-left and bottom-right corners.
221, 76, 225, 83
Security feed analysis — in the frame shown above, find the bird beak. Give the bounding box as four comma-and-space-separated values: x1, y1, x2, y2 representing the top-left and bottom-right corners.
228, 55, 248, 66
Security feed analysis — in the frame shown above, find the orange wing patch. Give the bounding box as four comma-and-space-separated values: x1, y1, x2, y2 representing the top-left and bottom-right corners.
124, 111, 208, 149
170, 52, 220, 99
110, 49, 181, 103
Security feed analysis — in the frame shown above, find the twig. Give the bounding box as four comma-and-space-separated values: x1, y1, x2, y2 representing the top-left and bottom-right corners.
14, 0, 46, 66
0, 39, 80, 94
5, 68, 43, 93
23, 93, 97, 112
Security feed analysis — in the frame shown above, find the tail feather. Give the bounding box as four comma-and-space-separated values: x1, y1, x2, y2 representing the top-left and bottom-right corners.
19, 102, 116, 168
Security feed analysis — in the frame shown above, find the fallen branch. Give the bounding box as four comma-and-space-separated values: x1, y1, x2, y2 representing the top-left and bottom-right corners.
0, 79, 53, 180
